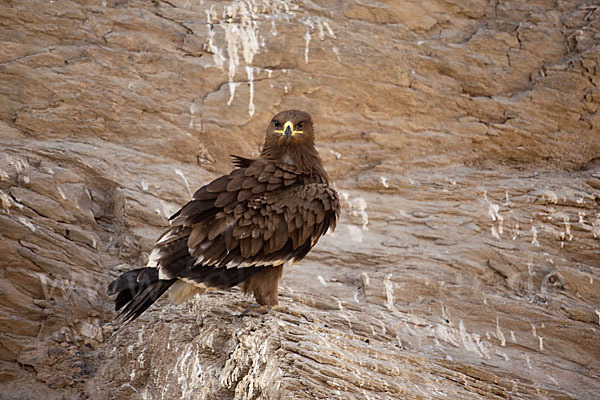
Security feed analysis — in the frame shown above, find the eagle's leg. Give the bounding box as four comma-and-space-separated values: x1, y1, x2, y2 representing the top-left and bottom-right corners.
240, 265, 283, 316
239, 265, 305, 319
243, 265, 284, 307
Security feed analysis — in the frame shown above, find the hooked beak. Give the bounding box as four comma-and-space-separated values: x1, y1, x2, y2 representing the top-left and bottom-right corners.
275, 121, 303, 141
284, 124, 293, 140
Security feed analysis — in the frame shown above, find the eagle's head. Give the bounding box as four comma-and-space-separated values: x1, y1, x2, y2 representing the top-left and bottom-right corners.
260, 110, 322, 170
266, 110, 314, 147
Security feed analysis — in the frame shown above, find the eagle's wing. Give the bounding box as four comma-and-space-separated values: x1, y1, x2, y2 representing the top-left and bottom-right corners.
149, 158, 339, 288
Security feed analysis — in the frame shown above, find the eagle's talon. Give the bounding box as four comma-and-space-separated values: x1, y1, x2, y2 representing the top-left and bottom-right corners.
239, 304, 271, 318
271, 305, 304, 319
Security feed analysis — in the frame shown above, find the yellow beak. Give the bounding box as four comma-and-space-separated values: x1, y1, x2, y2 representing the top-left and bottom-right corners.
274, 121, 303, 140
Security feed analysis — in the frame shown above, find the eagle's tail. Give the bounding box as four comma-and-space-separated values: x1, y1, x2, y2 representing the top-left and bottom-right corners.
107, 268, 175, 324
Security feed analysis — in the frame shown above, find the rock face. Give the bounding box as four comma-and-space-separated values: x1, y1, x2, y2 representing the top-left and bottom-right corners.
1, 0, 599, 398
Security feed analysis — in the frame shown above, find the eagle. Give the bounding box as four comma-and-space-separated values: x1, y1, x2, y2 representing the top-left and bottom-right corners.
107, 110, 339, 323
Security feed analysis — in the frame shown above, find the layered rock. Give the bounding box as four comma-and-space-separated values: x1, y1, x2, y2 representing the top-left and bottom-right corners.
1, 0, 599, 398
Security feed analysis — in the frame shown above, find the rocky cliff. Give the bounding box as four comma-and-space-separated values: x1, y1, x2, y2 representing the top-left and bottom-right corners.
1, 0, 599, 399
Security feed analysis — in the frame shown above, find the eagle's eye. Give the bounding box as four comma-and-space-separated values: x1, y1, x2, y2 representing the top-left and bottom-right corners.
297, 122, 304, 129
273, 120, 281, 128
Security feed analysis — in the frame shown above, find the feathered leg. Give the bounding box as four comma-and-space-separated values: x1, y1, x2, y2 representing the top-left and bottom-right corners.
242, 265, 284, 307
239, 265, 303, 319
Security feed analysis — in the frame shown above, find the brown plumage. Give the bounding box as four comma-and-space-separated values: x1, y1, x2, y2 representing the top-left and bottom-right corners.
107, 110, 339, 323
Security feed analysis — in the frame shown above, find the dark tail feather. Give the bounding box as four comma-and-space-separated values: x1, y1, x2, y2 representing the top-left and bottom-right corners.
107, 268, 175, 324
117, 279, 174, 324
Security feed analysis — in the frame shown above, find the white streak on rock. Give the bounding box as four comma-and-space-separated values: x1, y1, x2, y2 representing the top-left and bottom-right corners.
322, 20, 335, 38
531, 226, 539, 245
304, 29, 311, 63
562, 216, 573, 241
246, 66, 255, 116
227, 82, 240, 106
383, 274, 394, 310
329, 149, 342, 159
55, 186, 66, 200
458, 320, 483, 357
350, 197, 368, 229
0, 190, 11, 210
496, 317, 506, 346
332, 46, 341, 62
175, 169, 192, 197
316, 19, 325, 40
491, 226, 500, 239
206, 8, 225, 69
19, 217, 36, 232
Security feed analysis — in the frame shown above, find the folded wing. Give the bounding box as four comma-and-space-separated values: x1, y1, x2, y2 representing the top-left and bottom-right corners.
148, 158, 339, 287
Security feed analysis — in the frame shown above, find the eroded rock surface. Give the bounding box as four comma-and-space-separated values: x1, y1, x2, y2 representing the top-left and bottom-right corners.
1, 0, 599, 399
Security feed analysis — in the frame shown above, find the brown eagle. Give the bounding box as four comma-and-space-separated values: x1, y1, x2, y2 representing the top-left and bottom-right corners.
107, 110, 339, 323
